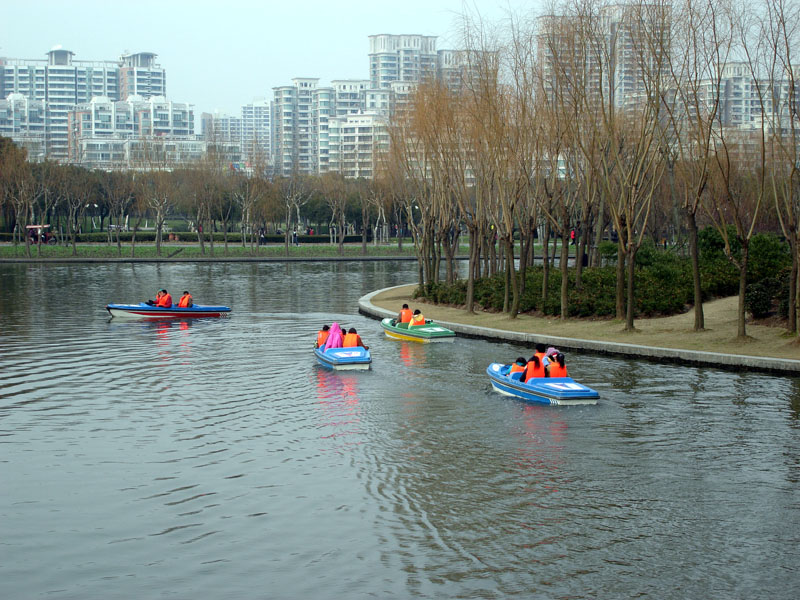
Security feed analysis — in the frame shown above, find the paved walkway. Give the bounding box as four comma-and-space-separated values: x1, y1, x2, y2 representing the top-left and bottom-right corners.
359, 285, 800, 376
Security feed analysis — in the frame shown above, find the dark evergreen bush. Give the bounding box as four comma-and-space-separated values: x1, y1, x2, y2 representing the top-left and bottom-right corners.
746, 277, 782, 319
748, 233, 791, 284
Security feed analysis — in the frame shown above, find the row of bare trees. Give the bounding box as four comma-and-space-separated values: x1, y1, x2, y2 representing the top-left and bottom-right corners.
0, 139, 406, 259
384, 0, 799, 340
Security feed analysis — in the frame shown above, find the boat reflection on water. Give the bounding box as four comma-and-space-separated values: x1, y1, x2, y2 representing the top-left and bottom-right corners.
398, 341, 428, 369
512, 404, 568, 487
313, 366, 363, 449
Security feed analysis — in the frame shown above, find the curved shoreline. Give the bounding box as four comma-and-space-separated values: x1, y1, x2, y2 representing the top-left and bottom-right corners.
359, 285, 800, 376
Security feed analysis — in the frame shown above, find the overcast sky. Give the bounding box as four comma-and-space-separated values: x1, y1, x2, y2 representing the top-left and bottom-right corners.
1, 0, 543, 116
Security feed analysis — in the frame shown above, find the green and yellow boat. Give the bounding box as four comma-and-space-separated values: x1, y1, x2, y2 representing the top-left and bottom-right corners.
380, 317, 456, 343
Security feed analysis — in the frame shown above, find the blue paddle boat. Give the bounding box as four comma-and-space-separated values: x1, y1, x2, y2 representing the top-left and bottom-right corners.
486, 363, 599, 405
106, 303, 231, 319
314, 345, 372, 371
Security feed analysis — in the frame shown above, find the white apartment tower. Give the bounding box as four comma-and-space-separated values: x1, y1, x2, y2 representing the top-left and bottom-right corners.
272, 78, 320, 175
241, 99, 272, 164
118, 52, 166, 100
328, 113, 389, 179
536, 5, 670, 110
0, 93, 47, 160
313, 86, 334, 173
332, 80, 371, 116
369, 34, 438, 90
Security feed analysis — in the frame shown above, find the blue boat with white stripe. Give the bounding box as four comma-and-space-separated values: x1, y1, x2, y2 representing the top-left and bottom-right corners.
486, 362, 599, 405
314, 345, 372, 371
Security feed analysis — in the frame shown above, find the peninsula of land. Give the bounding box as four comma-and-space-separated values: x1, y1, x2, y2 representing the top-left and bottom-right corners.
365, 284, 800, 373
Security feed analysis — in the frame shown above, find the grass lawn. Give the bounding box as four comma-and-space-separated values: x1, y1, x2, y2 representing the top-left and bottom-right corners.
0, 242, 426, 259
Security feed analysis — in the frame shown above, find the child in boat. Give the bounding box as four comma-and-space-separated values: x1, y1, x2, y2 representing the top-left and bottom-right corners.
547, 352, 568, 377
316, 325, 330, 349
508, 357, 527, 376
409, 309, 425, 327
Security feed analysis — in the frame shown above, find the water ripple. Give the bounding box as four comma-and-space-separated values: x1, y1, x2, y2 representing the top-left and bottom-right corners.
1, 262, 798, 599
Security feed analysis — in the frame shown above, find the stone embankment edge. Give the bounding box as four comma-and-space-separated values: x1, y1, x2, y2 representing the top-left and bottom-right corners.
359, 285, 800, 376
0, 256, 422, 264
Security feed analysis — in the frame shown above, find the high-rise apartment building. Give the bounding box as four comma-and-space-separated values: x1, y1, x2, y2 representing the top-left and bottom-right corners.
0, 47, 165, 160
0, 93, 47, 161
241, 98, 272, 164
67, 95, 195, 167
369, 34, 438, 90
536, 5, 670, 110
272, 78, 320, 175
203, 111, 243, 144
118, 52, 166, 100
332, 80, 371, 117
271, 34, 478, 178
328, 113, 389, 179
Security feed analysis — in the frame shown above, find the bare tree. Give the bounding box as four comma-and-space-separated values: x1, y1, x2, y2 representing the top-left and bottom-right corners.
662, 0, 734, 331
762, 0, 800, 336
101, 170, 135, 256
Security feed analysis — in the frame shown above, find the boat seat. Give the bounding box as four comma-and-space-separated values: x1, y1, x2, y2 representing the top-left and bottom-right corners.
397, 322, 409, 329
510, 371, 523, 381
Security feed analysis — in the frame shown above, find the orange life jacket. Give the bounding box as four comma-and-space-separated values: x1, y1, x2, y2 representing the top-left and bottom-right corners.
410, 314, 425, 327
343, 333, 362, 347
548, 363, 568, 378
509, 363, 526, 375
399, 308, 413, 323
524, 359, 546, 380
178, 294, 192, 307
317, 330, 329, 347
156, 293, 173, 308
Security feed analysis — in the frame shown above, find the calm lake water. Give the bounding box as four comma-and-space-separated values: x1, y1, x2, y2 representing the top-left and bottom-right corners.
1, 261, 799, 599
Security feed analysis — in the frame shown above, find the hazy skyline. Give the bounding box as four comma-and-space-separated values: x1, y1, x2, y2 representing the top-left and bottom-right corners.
2, 0, 541, 116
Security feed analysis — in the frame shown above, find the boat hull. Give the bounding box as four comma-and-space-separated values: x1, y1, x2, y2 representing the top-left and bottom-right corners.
314, 346, 371, 370
486, 363, 599, 406
106, 303, 231, 319
380, 317, 455, 343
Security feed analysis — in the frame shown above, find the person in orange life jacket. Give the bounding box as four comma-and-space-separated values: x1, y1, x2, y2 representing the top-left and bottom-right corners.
532, 343, 550, 370
316, 325, 330, 348
508, 357, 527, 376
156, 289, 173, 308
177, 291, 193, 308
409, 309, 426, 327
547, 352, 568, 378
343, 327, 369, 350
398, 304, 413, 324
521, 355, 545, 382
